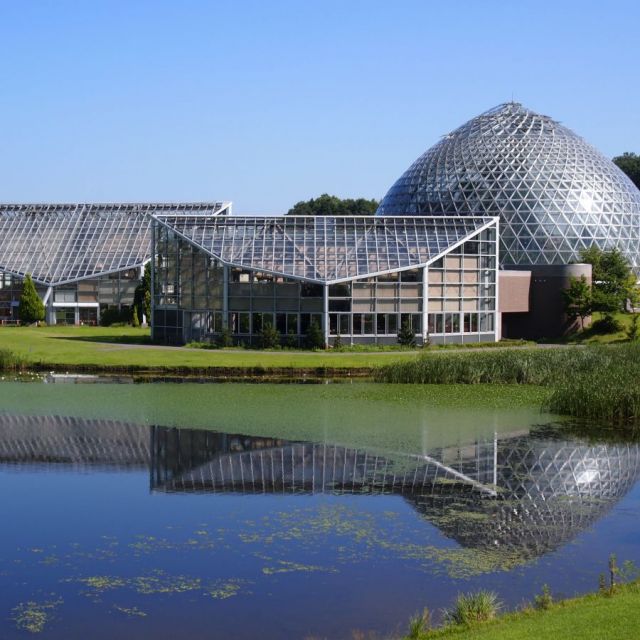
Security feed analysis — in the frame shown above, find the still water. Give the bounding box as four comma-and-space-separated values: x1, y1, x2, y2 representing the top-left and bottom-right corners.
0, 380, 639, 639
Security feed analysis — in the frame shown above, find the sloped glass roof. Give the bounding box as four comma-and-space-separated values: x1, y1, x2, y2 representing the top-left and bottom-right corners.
377, 102, 640, 271
155, 215, 497, 283
0, 202, 228, 286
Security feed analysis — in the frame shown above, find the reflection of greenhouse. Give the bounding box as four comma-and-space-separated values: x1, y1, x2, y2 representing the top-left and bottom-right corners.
1, 416, 639, 562
150, 425, 640, 560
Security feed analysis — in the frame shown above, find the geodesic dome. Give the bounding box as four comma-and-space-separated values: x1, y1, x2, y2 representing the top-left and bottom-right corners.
377, 103, 640, 270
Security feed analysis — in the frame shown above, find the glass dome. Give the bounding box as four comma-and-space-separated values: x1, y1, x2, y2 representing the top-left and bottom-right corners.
377, 103, 640, 270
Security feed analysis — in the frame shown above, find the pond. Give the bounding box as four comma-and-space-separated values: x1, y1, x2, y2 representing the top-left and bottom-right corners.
0, 380, 639, 639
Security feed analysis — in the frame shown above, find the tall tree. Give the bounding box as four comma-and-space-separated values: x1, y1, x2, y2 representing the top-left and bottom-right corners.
288, 194, 379, 216
613, 152, 640, 190
18, 274, 45, 324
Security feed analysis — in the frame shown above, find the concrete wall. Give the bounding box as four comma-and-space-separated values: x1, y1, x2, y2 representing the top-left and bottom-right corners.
501, 264, 592, 340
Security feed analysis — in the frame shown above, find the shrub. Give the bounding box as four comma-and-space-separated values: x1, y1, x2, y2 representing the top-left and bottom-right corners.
100, 307, 131, 326
591, 313, 623, 334
131, 305, 140, 327
397, 318, 416, 347
217, 327, 233, 348
259, 322, 280, 349
305, 321, 325, 350
285, 329, 298, 349
18, 274, 45, 325
332, 334, 343, 350
445, 591, 501, 626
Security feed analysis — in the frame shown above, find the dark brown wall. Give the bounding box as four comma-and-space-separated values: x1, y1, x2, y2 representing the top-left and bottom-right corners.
501, 264, 592, 340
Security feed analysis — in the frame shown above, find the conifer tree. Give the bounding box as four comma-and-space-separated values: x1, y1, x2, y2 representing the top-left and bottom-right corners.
18, 274, 45, 325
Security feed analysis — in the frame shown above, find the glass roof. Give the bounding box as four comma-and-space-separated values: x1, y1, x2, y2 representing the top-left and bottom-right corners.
0, 202, 229, 286
155, 215, 497, 283
377, 102, 640, 271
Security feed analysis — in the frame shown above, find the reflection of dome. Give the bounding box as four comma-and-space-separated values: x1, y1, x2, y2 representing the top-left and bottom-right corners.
377, 103, 640, 270
408, 434, 640, 561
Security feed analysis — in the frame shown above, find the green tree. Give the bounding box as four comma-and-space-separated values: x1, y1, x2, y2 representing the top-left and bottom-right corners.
133, 263, 151, 324
397, 318, 416, 347
259, 322, 280, 349
304, 321, 325, 349
131, 305, 140, 327
288, 194, 379, 216
217, 326, 233, 348
627, 314, 640, 341
562, 275, 593, 330
579, 247, 639, 313
613, 152, 640, 189
18, 274, 45, 325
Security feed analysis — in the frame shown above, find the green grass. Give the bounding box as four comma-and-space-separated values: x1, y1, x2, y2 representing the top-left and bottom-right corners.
406, 581, 640, 640
0, 325, 425, 371
552, 312, 633, 345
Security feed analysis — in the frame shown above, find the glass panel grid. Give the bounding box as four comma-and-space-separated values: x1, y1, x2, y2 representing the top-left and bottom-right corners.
154, 215, 497, 283
0, 202, 229, 285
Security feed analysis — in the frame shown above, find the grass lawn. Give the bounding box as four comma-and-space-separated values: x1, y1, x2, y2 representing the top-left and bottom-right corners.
557, 311, 633, 345
0, 325, 426, 370
416, 582, 640, 640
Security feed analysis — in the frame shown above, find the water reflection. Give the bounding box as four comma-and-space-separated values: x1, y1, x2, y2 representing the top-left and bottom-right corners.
2, 414, 638, 565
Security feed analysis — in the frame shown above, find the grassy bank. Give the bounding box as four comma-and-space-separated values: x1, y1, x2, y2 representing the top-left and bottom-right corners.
0, 326, 423, 373
403, 580, 640, 640
376, 343, 640, 424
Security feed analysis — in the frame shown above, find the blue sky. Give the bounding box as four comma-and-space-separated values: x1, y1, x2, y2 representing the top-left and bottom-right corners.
0, 0, 638, 213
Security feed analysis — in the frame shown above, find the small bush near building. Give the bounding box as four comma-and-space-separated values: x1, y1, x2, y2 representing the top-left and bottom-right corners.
627, 315, 640, 341
259, 322, 280, 349
285, 329, 298, 349
591, 314, 623, 335
305, 321, 325, 350
18, 274, 45, 325
100, 307, 131, 327
397, 318, 416, 347
217, 327, 233, 348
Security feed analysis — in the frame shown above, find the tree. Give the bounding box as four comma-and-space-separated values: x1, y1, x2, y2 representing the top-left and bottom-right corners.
18, 274, 45, 325
133, 263, 151, 324
613, 152, 640, 190
397, 318, 416, 347
579, 247, 639, 313
131, 305, 140, 327
562, 275, 592, 330
288, 194, 379, 216
305, 321, 325, 349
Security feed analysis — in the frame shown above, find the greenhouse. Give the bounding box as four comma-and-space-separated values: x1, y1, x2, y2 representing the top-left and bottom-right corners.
0, 202, 230, 324
151, 214, 499, 346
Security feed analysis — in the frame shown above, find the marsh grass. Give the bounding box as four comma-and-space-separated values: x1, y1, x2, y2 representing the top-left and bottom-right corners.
376, 344, 640, 425
0, 348, 27, 371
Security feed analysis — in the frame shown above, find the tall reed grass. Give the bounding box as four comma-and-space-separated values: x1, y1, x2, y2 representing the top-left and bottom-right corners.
0, 348, 27, 371
375, 344, 640, 425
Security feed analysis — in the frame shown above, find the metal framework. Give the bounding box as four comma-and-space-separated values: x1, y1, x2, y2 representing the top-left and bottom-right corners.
153, 214, 498, 283
378, 102, 640, 270
0, 202, 231, 286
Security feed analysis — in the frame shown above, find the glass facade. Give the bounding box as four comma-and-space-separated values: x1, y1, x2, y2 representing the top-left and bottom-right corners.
153, 217, 498, 345
377, 103, 640, 271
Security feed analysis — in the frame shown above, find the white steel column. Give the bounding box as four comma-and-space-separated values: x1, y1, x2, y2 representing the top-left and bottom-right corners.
222, 264, 229, 328
422, 265, 429, 346
323, 284, 329, 347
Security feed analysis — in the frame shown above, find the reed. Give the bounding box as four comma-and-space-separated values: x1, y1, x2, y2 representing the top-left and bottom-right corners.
0, 348, 27, 371
376, 344, 640, 424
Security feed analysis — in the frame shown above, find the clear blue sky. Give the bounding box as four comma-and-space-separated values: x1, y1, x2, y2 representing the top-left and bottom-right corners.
0, 0, 638, 213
